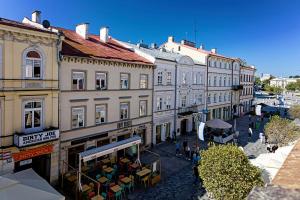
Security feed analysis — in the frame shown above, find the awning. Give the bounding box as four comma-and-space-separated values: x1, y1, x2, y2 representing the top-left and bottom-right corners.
205, 119, 232, 129
79, 136, 141, 162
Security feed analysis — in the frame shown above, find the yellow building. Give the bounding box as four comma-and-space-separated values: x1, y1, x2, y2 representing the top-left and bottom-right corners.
0, 12, 62, 183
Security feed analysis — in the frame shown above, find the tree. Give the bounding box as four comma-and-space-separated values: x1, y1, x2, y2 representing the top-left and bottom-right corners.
254, 76, 261, 85
199, 144, 264, 200
289, 105, 300, 119
264, 85, 283, 94
264, 115, 300, 146
286, 80, 300, 91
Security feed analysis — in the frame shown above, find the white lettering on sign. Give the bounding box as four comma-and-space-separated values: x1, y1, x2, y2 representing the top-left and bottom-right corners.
14, 130, 59, 147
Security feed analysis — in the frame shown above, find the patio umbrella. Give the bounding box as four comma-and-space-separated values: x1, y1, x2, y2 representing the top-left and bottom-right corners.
205, 119, 232, 129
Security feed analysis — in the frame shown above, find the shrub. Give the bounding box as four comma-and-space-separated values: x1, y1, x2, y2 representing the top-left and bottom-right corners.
264, 115, 300, 146
288, 105, 300, 119
199, 144, 263, 200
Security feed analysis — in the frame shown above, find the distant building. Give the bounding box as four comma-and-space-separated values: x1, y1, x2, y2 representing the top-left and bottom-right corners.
260, 73, 271, 81
270, 77, 300, 89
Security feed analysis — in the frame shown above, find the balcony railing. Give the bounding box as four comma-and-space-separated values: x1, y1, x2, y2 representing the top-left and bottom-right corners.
178, 105, 198, 116
0, 79, 59, 90
232, 85, 243, 91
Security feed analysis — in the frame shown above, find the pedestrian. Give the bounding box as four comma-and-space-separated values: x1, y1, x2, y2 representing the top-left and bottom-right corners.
192, 153, 197, 165
259, 132, 264, 144
175, 141, 180, 156
248, 114, 251, 121
193, 165, 200, 184
266, 143, 272, 153
183, 140, 187, 154
248, 127, 253, 139
186, 145, 191, 160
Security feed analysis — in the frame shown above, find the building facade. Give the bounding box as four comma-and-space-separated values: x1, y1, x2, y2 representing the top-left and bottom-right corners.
270, 77, 300, 89
121, 42, 206, 144
240, 64, 255, 114
58, 24, 154, 171
0, 12, 61, 184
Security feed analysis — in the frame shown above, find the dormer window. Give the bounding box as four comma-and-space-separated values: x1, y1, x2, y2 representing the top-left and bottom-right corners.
25, 51, 42, 79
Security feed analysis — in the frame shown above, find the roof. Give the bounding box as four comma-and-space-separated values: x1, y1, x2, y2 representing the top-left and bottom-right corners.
272, 139, 300, 189
0, 17, 55, 35
58, 28, 152, 65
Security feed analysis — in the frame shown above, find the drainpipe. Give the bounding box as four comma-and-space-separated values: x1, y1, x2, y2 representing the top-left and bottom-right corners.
151, 64, 155, 147
173, 63, 178, 140
205, 55, 210, 121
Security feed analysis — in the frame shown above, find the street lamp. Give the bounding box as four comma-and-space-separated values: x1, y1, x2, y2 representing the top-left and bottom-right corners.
193, 112, 202, 148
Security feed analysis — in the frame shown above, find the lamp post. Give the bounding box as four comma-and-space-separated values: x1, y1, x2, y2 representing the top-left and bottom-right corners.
193, 112, 202, 148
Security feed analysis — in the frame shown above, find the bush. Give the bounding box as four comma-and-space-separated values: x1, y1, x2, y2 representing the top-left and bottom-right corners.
288, 105, 300, 119
264, 115, 300, 146
199, 144, 263, 200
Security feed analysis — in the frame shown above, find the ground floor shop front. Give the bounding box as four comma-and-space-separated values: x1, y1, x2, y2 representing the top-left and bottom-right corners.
207, 104, 232, 121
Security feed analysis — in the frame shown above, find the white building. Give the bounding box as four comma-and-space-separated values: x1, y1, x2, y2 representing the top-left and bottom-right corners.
120, 42, 206, 144
240, 64, 256, 114
270, 77, 300, 89
260, 73, 271, 81
163, 37, 242, 121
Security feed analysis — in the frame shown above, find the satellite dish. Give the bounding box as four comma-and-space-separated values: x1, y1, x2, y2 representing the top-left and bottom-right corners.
42, 20, 50, 28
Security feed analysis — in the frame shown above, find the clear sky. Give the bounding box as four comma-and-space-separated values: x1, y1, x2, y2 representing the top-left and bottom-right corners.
1, 0, 300, 76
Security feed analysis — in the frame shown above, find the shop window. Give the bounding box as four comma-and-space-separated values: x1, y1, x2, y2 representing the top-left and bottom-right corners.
140, 74, 148, 88
72, 71, 85, 90
120, 73, 129, 89
24, 100, 42, 131
96, 72, 107, 90
25, 51, 42, 78
95, 105, 106, 124
72, 107, 85, 128
120, 103, 129, 120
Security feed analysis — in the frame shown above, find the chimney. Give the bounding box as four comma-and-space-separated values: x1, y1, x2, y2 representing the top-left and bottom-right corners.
200, 44, 204, 50
76, 23, 89, 39
211, 48, 217, 54
100, 27, 109, 43
32, 10, 41, 23
168, 36, 174, 42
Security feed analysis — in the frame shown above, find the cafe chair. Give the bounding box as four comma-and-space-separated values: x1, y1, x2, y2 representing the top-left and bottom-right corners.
142, 175, 150, 188
115, 191, 122, 200
101, 192, 107, 200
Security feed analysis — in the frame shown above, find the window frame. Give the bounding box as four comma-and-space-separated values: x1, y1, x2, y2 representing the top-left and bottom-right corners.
156, 97, 163, 111
157, 71, 163, 85
166, 71, 172, 85
72, 70, 86, 90
120, 73, 130, 89
139, 74, 148, 89
120, 102, 130, 120
139, 100, 147, 117
95, 104, 107, 125
23, 99, 43, 133
71, 106, 85, 129
95, 71, 107, 90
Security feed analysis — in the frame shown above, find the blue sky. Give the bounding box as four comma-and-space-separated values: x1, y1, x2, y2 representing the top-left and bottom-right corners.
1, 0, 300, 76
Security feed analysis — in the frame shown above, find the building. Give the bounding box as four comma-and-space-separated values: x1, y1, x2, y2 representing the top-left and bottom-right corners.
0, 11, 62, 184
58, 24, 154, 170
260, 73, 271, 81
163, 37, 243, 121
120, 41, 206, 144
270, 77, 300, 89
240, 64, 256, 114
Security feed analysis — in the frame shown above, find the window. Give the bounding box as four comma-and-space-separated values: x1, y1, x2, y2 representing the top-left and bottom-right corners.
24, 101, 42, 130
157, 71, 163, 85
182, 72, 187, 84
195, 72, 201, 84
157, 97, 163, 111
166, 72, 172, 85
228, 77, 231, 86
72, 71, 85, 90
120, 103, 129, 120
96, 72, 107, 90
139, 100, 147, 116
207, 94, 211, 104
120, 73, 129, 89
140, 74, 148, 88
195, 94, 202, 104
214, 94, 217, 103
165, 96, 171, 109
234, 77, 237, 85
214, 76, 217, 86
72, 107, 85, 128
95, 105, 106, 124
224, 94, 227, 102
219, 94, 222, 102
224, 77, 226, 86
181, 96, 187, 107
214, 61, 217, 67
208, 77, 211, 86
219, 77, 222, 86
25, 51, 42, 78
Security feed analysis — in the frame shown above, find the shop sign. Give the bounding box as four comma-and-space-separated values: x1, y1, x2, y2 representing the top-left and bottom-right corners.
14, 129, 59, 147
12, 145, 53, 162
20, 159, 32, 166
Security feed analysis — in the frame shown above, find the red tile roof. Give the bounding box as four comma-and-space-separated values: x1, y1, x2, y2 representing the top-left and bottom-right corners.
58, 28, 152, 65
0, 17, 55, 34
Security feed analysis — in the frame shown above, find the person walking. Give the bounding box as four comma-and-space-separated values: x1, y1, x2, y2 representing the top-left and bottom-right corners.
248, 127, 253, 141
248, 114, 251, 122
175, 141, 180, 156
186, 145, 191, 160
259, 132, 264, 144
193, 165, 200, 184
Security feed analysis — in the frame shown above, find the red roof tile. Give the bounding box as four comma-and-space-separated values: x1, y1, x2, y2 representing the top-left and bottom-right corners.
59, 28, 152, 65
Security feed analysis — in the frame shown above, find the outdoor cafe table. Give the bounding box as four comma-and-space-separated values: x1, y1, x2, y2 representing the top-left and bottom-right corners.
82, 184, 91, 192
98, 176, 108, 184
67, 175, 77, 182
104, 167, 113, 173
101, 158, 111, 165
91, 195, 104, 200
110, 185, 121, 193
121, 158, 130, 164
136, 168, 151, 177
130, 163, 139, 169
120, 177, 131, 184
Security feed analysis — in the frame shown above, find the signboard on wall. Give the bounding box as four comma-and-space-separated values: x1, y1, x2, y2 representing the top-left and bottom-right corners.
14, 129, 59, 147
12, 144, 53, 162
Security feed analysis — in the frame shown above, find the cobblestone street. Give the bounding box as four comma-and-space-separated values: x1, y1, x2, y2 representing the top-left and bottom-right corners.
128, 115, 269, 200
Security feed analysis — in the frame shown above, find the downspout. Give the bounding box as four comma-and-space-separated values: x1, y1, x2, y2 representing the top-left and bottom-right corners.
231, 59, 234, 120
151, 64, 155, 147
205, 55, 210, 121
173, 63, 178, 140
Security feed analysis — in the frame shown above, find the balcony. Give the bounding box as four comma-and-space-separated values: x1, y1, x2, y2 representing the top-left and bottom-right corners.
232, 85, 243, 91
117, 120, 132, 129
178, 105, 198, 116
14, 128, 59, 148
0, 79, 59, 91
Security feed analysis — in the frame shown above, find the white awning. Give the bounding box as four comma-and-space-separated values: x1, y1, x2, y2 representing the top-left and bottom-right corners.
79, 136, 141, 162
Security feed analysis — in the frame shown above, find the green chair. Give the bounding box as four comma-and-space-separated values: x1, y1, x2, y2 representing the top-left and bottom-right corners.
101, 192, 107, 200
106, 174, 112, 181
115, 191, 122, 200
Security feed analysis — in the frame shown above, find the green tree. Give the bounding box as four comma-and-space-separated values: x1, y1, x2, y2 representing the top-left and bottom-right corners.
199, 145, 264, 200
254, 76, 261, 85
264, 85, 283, 94
289, 105, 300, 119
286, 80, 300, 91
264, 115, 300, 146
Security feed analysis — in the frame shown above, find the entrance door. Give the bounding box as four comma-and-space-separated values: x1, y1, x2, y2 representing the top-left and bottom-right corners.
68, 145, 85, 169
165, 123, 171, 139
156, 125, 162, 144
180, 119, 187, 135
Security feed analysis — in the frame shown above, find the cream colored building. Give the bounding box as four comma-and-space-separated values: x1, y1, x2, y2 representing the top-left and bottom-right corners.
0, 12, 62, 184
240, 64, 256, 114
58, 24, 154, 170
270, 77, 300, 89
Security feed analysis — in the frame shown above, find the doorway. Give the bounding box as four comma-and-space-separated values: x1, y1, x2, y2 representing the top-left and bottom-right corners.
156, 125, 162, 144
180, 119, 187, 135
68, 145, 85, 169
165, 123, 171, 140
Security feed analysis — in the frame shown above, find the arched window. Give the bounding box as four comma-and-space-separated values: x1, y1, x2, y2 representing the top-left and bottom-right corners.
25, 50, 42, 78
